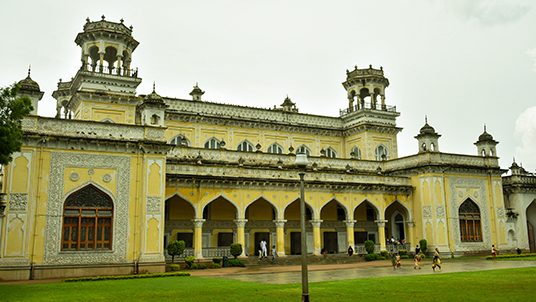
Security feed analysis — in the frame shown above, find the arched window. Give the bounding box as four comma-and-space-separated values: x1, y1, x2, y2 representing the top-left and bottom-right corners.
375, 145, 388, 161
150, 114, 160, 125
204, 137, 220, 149
350, 146, 361, 159
326, 147, 337, 158
459, 199, 482, 242
170, 135, 190, 147
268, 143, 283, 154
62, 184, 113, 251
296, 145, 311, 156
237, 140, 254, 152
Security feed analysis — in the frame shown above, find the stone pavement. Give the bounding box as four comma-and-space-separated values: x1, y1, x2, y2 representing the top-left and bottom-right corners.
189, 258, 536, 284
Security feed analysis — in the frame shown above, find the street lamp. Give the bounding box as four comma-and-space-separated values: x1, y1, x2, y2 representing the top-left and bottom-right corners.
295, 152, 310, 302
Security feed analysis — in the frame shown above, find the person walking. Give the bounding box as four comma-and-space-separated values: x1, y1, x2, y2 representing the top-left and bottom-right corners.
414, 244, 422, 269
432, 248, 441, 271
271, 245, 277, 263
347, 246, 354, 256
260, 240, 268, 258
491, 245, 497, 259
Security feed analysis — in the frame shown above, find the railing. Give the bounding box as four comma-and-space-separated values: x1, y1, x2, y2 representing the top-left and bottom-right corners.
81, 63, 138, 78
202, 247, 231, 258
354, 244, 381, 255
340, 101, 397, 116
354, 243, 410, 255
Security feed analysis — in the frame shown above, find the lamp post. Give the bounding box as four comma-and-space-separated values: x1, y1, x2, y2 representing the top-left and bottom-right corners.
295, 153, 310, 302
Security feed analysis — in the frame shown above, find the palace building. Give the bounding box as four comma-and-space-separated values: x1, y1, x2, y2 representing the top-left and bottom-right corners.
1, 17, 535, 280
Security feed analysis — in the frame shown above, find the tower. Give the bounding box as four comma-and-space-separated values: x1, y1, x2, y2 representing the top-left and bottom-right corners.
475, 125, 498, 157
52, 16, 142, 123
189, 83, 204, 101
415, 117, 440, 153
341, 65, 400, 161
17, 67, 43, 115
137, 83, 168, 127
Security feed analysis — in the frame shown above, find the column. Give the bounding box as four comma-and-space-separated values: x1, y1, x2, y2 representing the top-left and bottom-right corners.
375, 219, 388, 251
273, 219, 287, 257
192, 219, 205, 259
116, 55, 123, 75
348, 96, 354, 112
234, 219, 248, 257
98, 52, 105, 72
345, 220, 356, 249
310, 219, 323, 255
407, 221, 415, 249
381, 95, 386, 110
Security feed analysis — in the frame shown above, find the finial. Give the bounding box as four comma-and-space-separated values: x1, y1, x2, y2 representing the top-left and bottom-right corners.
195, 82, 198, 87
129, 25, 133, 30
101, 15, 105, 20
120, 18, 124, 23
27, 65, 31, 77
484, 124, 487, 132
369, 64, 372, 69
513, 156, 516, 163
380, 66, 383, 71
354, 65, 357, 70
152, 81, 156, 93
86, 17, 90, 23
425, 115, 428, 124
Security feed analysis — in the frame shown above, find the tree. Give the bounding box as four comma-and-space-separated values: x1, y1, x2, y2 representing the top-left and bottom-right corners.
364, 240, 375, 254
419, 239, 428, 255
167, 240, 185, 263
230, 243, 242, 259
0, 84, 32, 165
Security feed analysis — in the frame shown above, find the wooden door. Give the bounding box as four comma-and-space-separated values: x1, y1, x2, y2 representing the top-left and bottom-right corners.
290, 232, 301, 255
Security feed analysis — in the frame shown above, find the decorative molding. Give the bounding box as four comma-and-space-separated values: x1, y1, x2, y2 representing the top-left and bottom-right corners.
44, 152, 130, 265
102, 174, 112, 183
436, 206, 445, 218
146, 196, 161, 214
422, 206, 432, 219
9, 193, 28, 212
70, 172, 80, 182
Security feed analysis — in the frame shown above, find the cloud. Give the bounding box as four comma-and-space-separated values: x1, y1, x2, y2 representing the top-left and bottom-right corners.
445, 0, 531, 25
514, 106, 536, 170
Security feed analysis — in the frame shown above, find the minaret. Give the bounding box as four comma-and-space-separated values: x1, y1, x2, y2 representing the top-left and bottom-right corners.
415, 116, 441, 153
137, 83, 168, 127
278, 95, 298, 112
17, 67, 44, 115
342, 65, 390, 112
475, 125, 499, 157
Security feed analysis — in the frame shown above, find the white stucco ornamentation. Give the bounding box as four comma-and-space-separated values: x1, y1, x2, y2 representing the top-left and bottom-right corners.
44, 152, 131, 265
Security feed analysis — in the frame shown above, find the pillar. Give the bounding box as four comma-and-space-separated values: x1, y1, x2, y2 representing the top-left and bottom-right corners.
116, 55, 123, 75
310, 219, 323, 255
273, 219, 287, 257
192, 219, 205, 259
381, 95, 386, 110
345, 220, 356, 249
375, 219, 387, 251
407, 221, 415, 248
348, 96, 353, 112
234, 219, 248, 257
98, 52, 105, 72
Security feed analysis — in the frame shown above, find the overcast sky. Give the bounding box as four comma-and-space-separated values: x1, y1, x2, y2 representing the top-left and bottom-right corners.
1, 0, 535, 171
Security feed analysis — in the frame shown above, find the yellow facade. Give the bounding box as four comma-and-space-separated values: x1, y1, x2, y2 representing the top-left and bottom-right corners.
0, 17, 520, 281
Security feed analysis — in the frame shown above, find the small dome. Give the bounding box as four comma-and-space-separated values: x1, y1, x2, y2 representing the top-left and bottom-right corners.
189, 83, 204, 96
17, 70, 40, 92
144, 83, 165, 105
419, 123, 436, 135
478, 130, 494, 142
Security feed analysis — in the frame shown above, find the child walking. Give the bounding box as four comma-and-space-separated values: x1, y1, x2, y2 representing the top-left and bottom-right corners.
432, 248, 441, 271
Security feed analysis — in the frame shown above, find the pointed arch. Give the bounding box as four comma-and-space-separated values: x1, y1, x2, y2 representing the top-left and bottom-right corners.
375, 144, 388, 161
296, 145, 311, 157
459, 198, 482, 242
267, 143, 284, 154
202, 195, 239, 220
165, 194, 196, 221
62, 183, 114, 251
284, 198, 313, 221
170, 134, 190, 147
353, 200, 379, 222
350, 146, 361, 159
204, 137, 221, 149
237, 140, 254, 152
245, 197, 277, 221
320, 199, 348, 221
385, 200, 410, 241
325, 147, 337, 158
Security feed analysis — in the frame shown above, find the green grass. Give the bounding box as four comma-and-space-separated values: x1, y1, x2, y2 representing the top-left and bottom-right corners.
497, 256, 536, 261
1, 267, 535, 302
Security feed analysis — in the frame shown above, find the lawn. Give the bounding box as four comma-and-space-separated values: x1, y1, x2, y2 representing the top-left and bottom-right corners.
1, 267, 535, 302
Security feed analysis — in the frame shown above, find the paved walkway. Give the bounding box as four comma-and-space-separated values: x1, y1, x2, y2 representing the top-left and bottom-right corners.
189, 258, 536, 284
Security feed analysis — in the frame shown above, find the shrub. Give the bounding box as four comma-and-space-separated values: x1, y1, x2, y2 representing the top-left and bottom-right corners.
398, 249, 408, 256
228, 259, 246, 267
230, 243, 243, 259
65, 272, 190, 282
364, 253, 378, 261
185, 256, 196, 268
168, 264, 181, 272
380, 250, 389, 258
207, 262, 222, 269
364, 240, 375, 254
212, 258, 222, 264
167, 240, 185, 263
190, 263, 207, 270
419, 239, 428, 254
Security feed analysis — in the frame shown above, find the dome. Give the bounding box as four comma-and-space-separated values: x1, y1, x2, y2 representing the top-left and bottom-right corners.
17, 70, 41, 93
419, 123, 436, 135
143, 83, 165, 105
189, 84, 204, 96
478, 131, 494, 142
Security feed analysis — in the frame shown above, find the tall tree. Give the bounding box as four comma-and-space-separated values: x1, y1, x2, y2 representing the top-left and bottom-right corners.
0, 84, 33, 165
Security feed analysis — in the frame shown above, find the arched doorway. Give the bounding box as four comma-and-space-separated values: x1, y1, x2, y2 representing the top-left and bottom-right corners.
245, 198, 277, 256
284, 199, 313, 255
320, 199, 347, 254
385, 201, 409, 243
202, 196, 238, 249
165, 195, 195, 255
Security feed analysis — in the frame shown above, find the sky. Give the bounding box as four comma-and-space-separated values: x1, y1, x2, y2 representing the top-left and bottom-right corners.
1, 0, 535, 171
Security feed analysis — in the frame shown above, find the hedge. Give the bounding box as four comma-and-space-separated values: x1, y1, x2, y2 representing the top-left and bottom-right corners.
485, 253, 536, 260
65, 272, 190, 282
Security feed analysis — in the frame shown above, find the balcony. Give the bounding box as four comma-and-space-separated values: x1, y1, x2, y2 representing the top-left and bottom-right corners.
81, 63, 138, 78
340, 101, 397, 117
